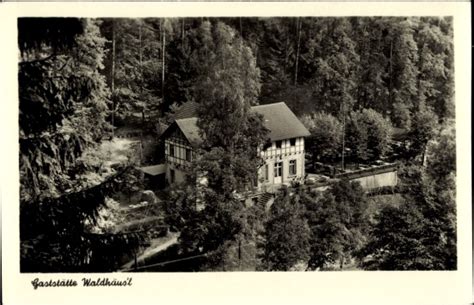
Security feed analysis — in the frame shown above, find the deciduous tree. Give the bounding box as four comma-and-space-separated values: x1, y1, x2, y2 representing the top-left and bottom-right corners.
300, 112, 342, 164
347, 109, 393, 161
301, 180, 369, 270
360, 122, 456, 270
261, 191, 311, 271
165, 22, 268, 270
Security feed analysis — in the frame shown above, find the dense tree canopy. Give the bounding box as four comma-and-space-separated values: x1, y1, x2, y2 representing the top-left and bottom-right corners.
19, 16, 455, 272
359, 122, 456, 270
261, 190, 311, 271
300, 112, 343, 163
191, 21, 262, 149
346, 109, 393, 162
163, 22, 269, 270
301, 180, 369, 270
19, 18, 142, 272
96, 16, 454, 128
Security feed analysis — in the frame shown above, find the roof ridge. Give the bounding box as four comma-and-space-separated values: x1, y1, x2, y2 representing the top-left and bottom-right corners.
251, 102, 285, 109
176, 117, 198, 122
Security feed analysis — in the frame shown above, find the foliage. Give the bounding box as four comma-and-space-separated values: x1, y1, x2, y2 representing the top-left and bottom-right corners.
388, 18, 419, 113
188, 21, 269, 194
165, 180, 265, 271
408, 105, 439, 160
19, 18, 143, 272
391, 102, 412, 129
347, 109, 393, 161
424, 120, 455, 190
258, 18, 298, 98
301, 180, 369, 270
423, 121, 456, 266
301, 112, 343, 163
192, 21, 263, 148
359, 122, 456, 270
358, 202, 436, 270
19, 16, 456, 272
416, 17, 455, 120
95, 17, 453, 142
163, 184, 245, 271
360, 194, 455, 270
18, 18, 84, 59
254, 16, 453, 131
260, 191, 311, 271
185, 21, 269, 193
304, 18, 360, 117
350, 17, 390, 113
94, 17, 455, 165
19, 18, 110, 201
163, 22, 268, 271
20, 167, 145, 272
100, 18, 185, 129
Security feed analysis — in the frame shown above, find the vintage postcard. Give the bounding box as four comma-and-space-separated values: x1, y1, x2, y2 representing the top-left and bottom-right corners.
1, 2, 471, 305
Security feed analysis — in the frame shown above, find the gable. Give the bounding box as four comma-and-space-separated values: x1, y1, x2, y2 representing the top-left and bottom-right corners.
161, 118, 201, 147
175, 118, 202, 146
162, 102, 310, 145
161, 121, 191, 146
251, 102, 311, 141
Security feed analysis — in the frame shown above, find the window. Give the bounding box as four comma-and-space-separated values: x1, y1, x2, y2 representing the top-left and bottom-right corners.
274, 161, 282, 177
169, 144, 175, 157
276, 140, 282, 149
186, 148, 192, 162
264, 164, 269, 181
170, 169, 175, 183
289, 159, 297, 176
290, 138, 296, 146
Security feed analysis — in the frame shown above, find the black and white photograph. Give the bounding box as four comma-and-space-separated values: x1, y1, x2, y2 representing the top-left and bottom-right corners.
1, 2, 471, 305
17, 15, 458, 272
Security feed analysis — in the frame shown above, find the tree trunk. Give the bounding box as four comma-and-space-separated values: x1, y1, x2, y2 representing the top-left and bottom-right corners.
389, 40, 393, 109
341, 94, 346, 171
162, 19, 166, 106
139, 21, 143, 68
294, 18, 302, 86
139, 21, 145, 164
111, 20, 116, 139
417, 43, 425, 111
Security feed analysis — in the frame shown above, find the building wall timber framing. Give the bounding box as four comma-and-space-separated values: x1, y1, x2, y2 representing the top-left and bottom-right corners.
164, 128, 194, 184
258, 137, 306, 192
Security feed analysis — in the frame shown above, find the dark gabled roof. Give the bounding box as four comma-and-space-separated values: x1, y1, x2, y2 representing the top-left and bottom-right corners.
175, 117, 202, 146
174, 102, 199, 120
159, 117, 202, 147
163, 102, 310, 145
251, 102, 310, 141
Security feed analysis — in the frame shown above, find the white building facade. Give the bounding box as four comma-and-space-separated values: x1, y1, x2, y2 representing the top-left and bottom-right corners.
258, 137, 306, 192
161, 102, 310, 193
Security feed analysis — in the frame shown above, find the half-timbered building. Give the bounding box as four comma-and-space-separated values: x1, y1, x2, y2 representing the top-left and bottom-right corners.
160, 102, 310, 193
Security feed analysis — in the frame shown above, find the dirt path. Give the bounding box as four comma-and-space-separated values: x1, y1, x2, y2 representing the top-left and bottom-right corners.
121, 232, 179, 270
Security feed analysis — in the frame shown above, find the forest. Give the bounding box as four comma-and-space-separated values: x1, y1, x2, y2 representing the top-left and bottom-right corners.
19, 17, 455, 272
